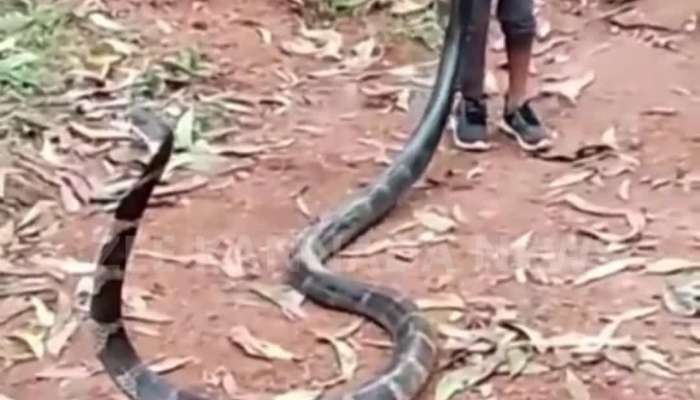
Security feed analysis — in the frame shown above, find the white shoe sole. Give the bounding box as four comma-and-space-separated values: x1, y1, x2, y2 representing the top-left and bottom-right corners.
450, 115, 493, 152
497, 120, 553, 152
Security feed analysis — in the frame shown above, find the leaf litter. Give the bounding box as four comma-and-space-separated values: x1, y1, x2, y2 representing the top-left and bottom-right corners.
229, 325, 299, 362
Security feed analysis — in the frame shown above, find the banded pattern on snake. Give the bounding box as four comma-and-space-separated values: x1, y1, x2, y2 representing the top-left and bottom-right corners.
87, 1, 472, 399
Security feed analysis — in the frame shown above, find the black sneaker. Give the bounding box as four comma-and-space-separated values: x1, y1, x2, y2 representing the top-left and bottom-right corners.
499, 100, 552, 152
452, 96, 492, 151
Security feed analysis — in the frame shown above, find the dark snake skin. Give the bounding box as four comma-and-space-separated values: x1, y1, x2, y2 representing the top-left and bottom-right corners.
87, 1, 471, 399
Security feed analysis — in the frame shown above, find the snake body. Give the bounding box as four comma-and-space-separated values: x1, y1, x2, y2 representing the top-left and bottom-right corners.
87, 1, 470, 399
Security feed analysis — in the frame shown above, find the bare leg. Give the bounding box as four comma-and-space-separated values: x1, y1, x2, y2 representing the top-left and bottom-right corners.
504, 36, 534, 112
496, 0, 551, 151
497, 0, 536, 112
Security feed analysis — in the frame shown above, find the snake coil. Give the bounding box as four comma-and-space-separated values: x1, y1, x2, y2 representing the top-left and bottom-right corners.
88, 1, 471, 399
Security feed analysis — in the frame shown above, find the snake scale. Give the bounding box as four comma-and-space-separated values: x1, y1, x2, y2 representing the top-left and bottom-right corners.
87, 1, 471, 399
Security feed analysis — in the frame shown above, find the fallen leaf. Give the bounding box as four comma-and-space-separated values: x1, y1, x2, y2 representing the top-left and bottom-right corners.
247, 283, 307, 320
219, 369, 238, 397
413, 210, 456, 233
676, 356, 700, 373
220, 242, 246, 279
600, 126, 619, 149
36, 365, 93, 380
416, 293, 465, 310
559, 193, 646, 243
663, 280, 700, 317
452, 205, 467, 224
273, 389, 323, 400
505, 347, 531, 377
229, 325, 297, 361
30, 256, 95, 275
510, 230, 534, 252
641, 107, 678, 116
540, 71, 596, 105
548, 170, 595, 189
67, 121, 130, 141
296, 195, 312, 218
9, 326, 45, 358
435, 359, 500, 400
315, 334, 358, 385
87, 12, 126, 32
565, 369, 591, 400
637, 360, 677, 379
390, 0, 433, 15
174, 107, 195, 150
256, 27, 272, 44
30, 297, 55, 328
123, 307, 174, 324
618, 178, 631, 201
573, 257, 647, 286
46, 317, 80, 357
0, 297, 32, 326
148, 356, 194, 374
646, 258, 700, 274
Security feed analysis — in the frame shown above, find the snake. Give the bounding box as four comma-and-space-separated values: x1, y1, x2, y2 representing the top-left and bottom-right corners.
87, 0, 471, 399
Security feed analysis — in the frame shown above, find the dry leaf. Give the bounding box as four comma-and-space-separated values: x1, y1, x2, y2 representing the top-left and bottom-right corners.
600, 126, 619, 149
220, 369, 238, 397
315, 334, 358, 385
229, 325, 297, 361
148, 356, 194, 374
663, 281, 700, 317
256, 27, 272, 44
220, 242, 246, 279
413, 210, 456, 233
434, 360, 500, 400
296, 195, 312, 218
247, 283, 307, 320
565, 369, 591, 400
559, 193, 646, 243
390, 0, 433, 15
31, 256, 95, 275
36, 365, 93, 380
46, 317, 79, 357
573, 257, 647, 286
645, 258, 700, 274
0, 297, 32, 326
618, 178, 631, 201
279, 37, 318, 56
124, 306, 174, 324
452, 205, 467, 224
29, 296, 55, 330
273, 389, 323, 400
676, 356, 700, 373
9, 327, 45, 358
548, 170, 595, 189
416, 293, 465, 310
510, 230, 534, 252
87, 12, 126, 32
540, 71, 596, 105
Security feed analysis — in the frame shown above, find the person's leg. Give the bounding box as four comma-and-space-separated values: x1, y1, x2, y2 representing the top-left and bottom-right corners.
453, 0, 493, 151
498, 0, 551, 151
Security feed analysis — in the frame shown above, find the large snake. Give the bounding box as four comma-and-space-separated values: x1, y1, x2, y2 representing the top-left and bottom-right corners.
87, 1, 471, 399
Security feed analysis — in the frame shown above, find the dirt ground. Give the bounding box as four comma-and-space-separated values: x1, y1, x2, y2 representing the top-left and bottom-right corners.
4, 0, 700, 399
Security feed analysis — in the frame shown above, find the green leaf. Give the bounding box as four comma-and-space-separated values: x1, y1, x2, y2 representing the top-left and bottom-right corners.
0, 51, 38, 71
174, 107, 195, 150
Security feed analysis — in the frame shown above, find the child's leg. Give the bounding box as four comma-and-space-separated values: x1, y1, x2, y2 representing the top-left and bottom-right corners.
497, 0, 536, 111
497, 0, 552, 151
453, 0, 493, 151
458, 0, 492, 100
